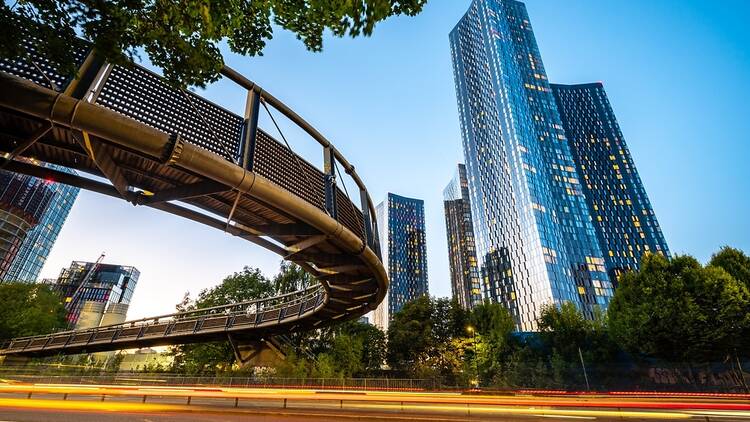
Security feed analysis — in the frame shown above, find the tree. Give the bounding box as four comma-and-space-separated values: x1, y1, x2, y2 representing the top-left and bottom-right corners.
170, 265, 277, 373
710, 246, 750, 290
386, 295, 433, 372
468, 301, 514, 383
0, 282, 67, 340
432, 298, 468, 345
273, 262, 313, 295
538, 302, 591, 360
608, 253, 750, 362
337, 321, 386, 374
180, 266, 276, 310
2, 0, 426, 87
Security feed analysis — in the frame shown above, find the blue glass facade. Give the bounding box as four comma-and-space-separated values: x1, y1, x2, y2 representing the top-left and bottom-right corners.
0, 169, 54, 281
552, 83, 670, 284
371, 193, 428, 331
49, 261, 140, 327
4, 164, 79, 282
450, 0, 612, 329
443, 164, 482, 309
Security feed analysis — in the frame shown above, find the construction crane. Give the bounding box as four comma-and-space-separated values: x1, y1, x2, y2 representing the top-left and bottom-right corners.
64, 252, 106, 311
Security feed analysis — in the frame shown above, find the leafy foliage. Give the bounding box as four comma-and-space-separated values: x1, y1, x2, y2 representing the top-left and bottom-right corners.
469, 301, 515, 382
273, 261, 313, 295
2, 0, 426, 87
275, 320, 385, 378
386, 295, 434, 371
608, 253, 750, 362
170, 265, 280, 374
0, 282, 67, 340
710, 246, 750, 290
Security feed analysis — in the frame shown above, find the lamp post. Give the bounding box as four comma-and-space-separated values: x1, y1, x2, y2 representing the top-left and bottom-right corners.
466, 325, 479, 388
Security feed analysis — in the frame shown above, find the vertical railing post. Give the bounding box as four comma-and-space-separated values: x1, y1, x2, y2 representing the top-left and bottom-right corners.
323, 146, 337, 218
241, 89, 261, 170
360, 188, 374, 251
64, 49, 109, 101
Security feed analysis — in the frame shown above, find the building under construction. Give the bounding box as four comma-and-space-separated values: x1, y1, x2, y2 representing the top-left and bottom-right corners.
47, 260, 140, 328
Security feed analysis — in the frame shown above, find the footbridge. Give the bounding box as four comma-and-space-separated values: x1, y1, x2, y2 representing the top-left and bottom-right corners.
0, 36, 386, 356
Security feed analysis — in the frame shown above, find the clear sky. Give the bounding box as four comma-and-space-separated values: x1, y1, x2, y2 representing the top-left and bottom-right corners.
40, 0, 750, 320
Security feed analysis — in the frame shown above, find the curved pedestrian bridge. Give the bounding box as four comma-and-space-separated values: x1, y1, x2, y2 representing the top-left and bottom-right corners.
0, 36, 386, 356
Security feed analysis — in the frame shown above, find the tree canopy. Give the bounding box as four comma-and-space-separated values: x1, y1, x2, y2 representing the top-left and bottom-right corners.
608, 253, 750, 362
2, 0, 426, 87
171, 263, 286, 373
0, 282, 67, 340
710, 246, 750, 290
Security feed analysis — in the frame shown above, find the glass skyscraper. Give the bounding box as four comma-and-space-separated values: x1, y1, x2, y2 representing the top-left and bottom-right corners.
371, 193, 428, 332
443, 164, 482, 309
0, 170, 54, 281
48, 261, 140, 327
552, 83, 670, 284
4, 164, 80, 282
450, 0, 612, 329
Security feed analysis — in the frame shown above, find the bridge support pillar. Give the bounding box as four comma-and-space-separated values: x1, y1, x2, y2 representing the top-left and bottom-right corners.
227, 334, 286, 368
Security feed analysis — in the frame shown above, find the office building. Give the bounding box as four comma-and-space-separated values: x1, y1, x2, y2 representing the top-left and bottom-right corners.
371, 193, 428, 332
0, 170, 54, 280
48, 261, 139, 327
443, 164, 482, 309
552, 83, 670, 284
450, 0, 613, 329
3, 164, 80, 282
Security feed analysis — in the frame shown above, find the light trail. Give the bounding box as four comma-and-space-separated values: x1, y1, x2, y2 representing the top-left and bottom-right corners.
1, 383, 747, 411
0, 382, 748, 420
0, 397, 695, 420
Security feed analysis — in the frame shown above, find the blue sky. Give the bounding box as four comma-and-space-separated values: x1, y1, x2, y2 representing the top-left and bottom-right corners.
42, 0, 750, 319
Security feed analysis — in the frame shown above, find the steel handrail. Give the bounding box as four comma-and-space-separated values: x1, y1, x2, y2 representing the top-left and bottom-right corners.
3, 285, 323, 345
219, 66, 380, 249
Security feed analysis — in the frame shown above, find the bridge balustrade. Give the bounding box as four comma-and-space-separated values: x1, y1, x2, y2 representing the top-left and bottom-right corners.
2, 286, 325, 354
0, 33, 374, 246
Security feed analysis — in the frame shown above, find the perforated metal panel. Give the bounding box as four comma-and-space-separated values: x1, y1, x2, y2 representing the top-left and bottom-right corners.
336, 187, 364, 239
253, 130, 326, 211
0, 33, 89, 92
95, 64, 243, 162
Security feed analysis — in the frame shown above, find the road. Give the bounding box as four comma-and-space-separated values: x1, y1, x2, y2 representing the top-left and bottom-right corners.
0, 383, 748, 421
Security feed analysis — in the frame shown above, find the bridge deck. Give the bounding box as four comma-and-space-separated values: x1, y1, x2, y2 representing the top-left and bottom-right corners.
0, 37, 385, 356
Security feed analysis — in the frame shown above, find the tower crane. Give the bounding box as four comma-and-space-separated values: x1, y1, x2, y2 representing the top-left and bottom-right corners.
64, 252, 106, 311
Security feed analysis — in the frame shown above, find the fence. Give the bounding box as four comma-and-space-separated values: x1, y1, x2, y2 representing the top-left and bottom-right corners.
0, 373, 436, 392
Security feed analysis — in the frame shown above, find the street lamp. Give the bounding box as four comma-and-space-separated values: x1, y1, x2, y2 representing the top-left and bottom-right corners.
466, 325, 478, 388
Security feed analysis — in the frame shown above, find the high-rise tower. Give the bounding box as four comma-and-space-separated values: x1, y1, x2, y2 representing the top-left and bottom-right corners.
552, 83, 670, 284
443, 164, 482, 309
450, 0, 612, 329
0, 170, 54, 280
3, 164, 80, 282
371, 193, 428, 332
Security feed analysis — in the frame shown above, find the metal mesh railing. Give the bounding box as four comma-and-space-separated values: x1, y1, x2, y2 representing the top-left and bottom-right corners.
252, 130, 327, 211
2, 286, 325, 353
95, 64, 244, 162
0, 20, 90, 91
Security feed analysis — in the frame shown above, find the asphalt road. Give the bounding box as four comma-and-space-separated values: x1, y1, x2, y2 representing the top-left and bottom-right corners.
0, 405, 744, 422
0, 384, 748, 421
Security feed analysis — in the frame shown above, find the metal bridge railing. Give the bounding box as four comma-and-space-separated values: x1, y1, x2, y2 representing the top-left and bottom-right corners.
1, 285, 325, 353
0, 31, 381, 258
